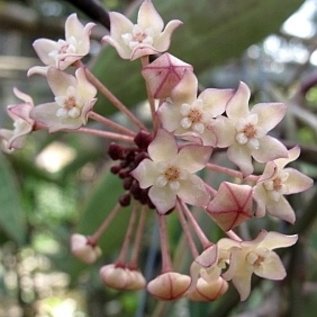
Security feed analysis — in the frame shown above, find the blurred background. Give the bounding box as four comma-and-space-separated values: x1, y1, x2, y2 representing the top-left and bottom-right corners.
0, 0, 317, 316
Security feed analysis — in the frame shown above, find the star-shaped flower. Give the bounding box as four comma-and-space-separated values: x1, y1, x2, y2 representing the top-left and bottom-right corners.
131, 129, 211, 214
223, 230, 298, 301
253, 146, 313, 223
0, 88, 35, 151
31, 67, 97, 132
28, 14, 95, 76
159, 71, 234, 146
102, 0, 182, 60
213, 82, 288, 175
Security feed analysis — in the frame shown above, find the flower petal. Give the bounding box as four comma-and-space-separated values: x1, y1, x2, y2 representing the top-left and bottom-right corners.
258, 231, 298, 250
252, 102, 287, 133
254, 252, 286, 280
47, 68, 76, 97
226, 82, 251, 120
171, 71, 198, 105
178, 175, 210, 207
131, 159, 159, 188
75, 68, 97, 100
266, 196, 296, 223
252, 135, 288, 163
32, 39, 58, 66
227, 143, 253, 175
137, 0, 164, 32
177, 145, 212, 173
199, 88, 234, 117
149, 185, 176, 214
158, 102, 183, 132
210, 116, 235, 148
148, 129, 177, 162
283, 167, 313, 194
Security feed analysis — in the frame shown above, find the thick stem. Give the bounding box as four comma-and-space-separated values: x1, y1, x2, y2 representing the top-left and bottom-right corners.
83, 66, 147, 131
141, 56, 159, 132
116, 204, 138, 266
89, 111, 136, 136
157, 213, 173, 273
128, 206, 148, 269
73, 127, 134, 143
179, 200, 212, 249
89, 203, 122, 244
176, 205, 199, 259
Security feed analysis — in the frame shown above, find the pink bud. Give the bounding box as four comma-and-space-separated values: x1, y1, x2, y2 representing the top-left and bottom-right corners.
147, 272, 191, 300
100, 264, 130, 290
70, 234, 101, 264
126, 270, 146, 290
187, 277, 228, 301
142, 53, 193, 99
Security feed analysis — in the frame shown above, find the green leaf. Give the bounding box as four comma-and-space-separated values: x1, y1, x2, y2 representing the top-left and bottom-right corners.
0, 153, 26, 245
92, 0, 303, 115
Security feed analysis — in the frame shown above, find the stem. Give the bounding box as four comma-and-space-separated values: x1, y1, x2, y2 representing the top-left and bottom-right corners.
116, 204, 138, 266
176, 205, 199, 258
205, 182, 217, 196
141, 56, 159, 132
83, 66, 147, 131
129, 206, 148, 269
206, 162, 244, 179
179, 200, 211, 249
89, 203, 122, 244
157, 213, 173, 273
89, 111, 136, 136
225, 230, 242, 242
73, 127, 134, 143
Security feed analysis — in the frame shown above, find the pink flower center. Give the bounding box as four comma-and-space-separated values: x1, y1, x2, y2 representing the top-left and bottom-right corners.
242, 123, 257, 139
188, 109, 203, 124
164, 166, 180, 181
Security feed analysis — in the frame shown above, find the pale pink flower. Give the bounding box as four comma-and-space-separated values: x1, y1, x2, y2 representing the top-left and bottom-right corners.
141, 53, 193, 99
28, 14, 95, 76
131, 129, 211, 214
253, 146, 313, 223
31, 67, 97, 132
102, 0, 182, 60
223, 230, 298, 301
147, 272, 191, 300
0, 88, 34, 151
207, 182, 253, 231
214, 82, 288, 175
70, 234, 101, 264
159, 71, 234, 146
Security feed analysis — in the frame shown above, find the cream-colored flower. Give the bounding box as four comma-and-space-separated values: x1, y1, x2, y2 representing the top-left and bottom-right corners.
103, 0, 182, 60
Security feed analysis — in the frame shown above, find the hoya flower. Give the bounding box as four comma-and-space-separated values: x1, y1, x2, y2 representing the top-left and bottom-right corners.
28, 14, 95, 76
142, 53, 193, 99
102, 0, 182, 60
70, 234, 101, 264
223, 230, 298, 301
159, 71, 233, 146
131, 129, 211, 214
147, 272, 191, 300
31, 67, 97, 132
214, 82, 288, 175
0, 88, 35, 151
253, 146, 313, 223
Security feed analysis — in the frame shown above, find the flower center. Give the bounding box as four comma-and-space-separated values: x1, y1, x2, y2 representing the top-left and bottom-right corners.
263, 171, 289, 201
246, 248, 269, 267
242, 123, 257, 139
49, 39, 77, 64
122, 25, 154, 50
180, 100, 206, 134
55, 88, 83, 119
164, 166, 180, 181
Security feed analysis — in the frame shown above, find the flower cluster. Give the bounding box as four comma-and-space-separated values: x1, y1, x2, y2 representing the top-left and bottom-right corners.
0, 0, 313, 302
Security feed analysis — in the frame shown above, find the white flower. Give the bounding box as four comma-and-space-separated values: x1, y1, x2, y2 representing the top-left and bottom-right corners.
31, 67, 97, 132
28, 14, 95, 76
103, 0, 182, 60
131, 129, 211, 214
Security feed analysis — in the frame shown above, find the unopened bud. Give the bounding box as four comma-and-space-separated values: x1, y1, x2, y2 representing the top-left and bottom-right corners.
187, 277, 228, 301
70, 234, 101, 264
147, 272, 191, 300
100, 264, 130, 290
142, 53, 193, 99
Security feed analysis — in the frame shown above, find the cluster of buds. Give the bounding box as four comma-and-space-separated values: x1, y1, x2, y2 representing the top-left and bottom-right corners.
0, 0, 313, 302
